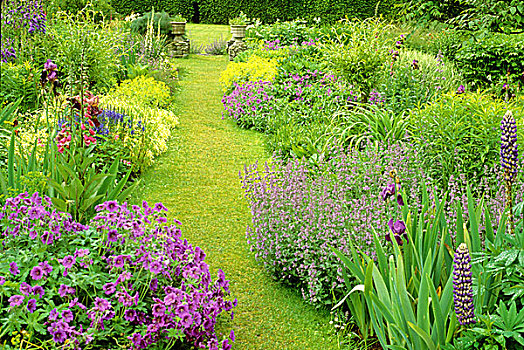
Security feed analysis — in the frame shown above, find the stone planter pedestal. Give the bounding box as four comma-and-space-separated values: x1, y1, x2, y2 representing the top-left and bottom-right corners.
228, 24, 247, 61
170, 21, 190, 58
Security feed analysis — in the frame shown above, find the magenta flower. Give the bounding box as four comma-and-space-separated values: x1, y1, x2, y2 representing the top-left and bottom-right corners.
61, 309, 74, 323
20, 282, 32, 295
32, 285, 45, 298
94, 297, 110, 312
58, 284, 70, 297
149, 261, 162, 274
38, 261, 53, 275
104, 201, 118, 212
27, 298, 37, 313
30, 266, 44, 280
152, 303, 166, 317
9, 295, 24, 307
180, 312, 193, 327
9, 262, 19, 275
124, 309, 136, 322
103, 282, 116, 295
61, 255, 75, 269
0, 276, 5, 285
107, 229, 118, 242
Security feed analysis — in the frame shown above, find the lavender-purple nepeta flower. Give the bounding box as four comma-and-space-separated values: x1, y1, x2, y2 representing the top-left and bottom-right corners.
500, 110, 519, 183
453, 243, 475, 325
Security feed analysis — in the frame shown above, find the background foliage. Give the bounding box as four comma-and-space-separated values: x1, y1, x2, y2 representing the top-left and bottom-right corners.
108, 0, 395, 24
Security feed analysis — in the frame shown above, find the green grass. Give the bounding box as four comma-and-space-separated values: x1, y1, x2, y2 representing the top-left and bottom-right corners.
186, 23, 231, 49
134, 27, 345, 347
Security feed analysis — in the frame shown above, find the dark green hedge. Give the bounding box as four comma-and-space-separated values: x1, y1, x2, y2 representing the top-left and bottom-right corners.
199, 0, 395, 24
110, 0, 194, 20
110, 0, 394, 23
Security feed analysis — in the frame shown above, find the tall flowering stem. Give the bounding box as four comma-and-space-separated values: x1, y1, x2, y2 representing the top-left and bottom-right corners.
500, 110, 519, 235
453, 243, 475, 325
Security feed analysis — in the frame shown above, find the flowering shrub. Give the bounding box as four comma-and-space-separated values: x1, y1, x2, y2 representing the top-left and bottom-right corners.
0, 192, 236, 349
221, 81, 275, 130
219, 55, 278, 93
102, 76, 178, 170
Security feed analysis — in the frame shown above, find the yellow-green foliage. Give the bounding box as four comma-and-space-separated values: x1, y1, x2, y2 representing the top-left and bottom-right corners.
0, 171, 47, 201
108, 75, 171, 108
219, 55, 278, 92
102, 77, 179, 169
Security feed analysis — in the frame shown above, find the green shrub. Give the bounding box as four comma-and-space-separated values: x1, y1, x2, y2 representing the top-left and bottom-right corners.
376, 49, 462, 114
246, 19, 318, 46
130, 10, 172, 36
409, 92, 524, 188
319, 19, 394, 100
454, 33, 524, 90
46, 0, 115, 18
0, 62, 40, 112
44, 12, 126, 94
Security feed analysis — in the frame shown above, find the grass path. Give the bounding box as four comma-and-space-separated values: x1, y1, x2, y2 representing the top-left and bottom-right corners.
136, 54, 340, 349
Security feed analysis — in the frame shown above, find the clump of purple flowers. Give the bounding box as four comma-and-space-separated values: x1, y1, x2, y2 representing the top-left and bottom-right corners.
1, 0, 46, 63
222, 80, 275, 130
0, 192, 236, 349
453, 243, 476, 325
0, 35, 16, 63
241, 142, 427, 304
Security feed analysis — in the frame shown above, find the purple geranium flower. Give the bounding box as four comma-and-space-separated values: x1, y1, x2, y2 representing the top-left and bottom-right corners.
9, 262, 19, 275
124, 309, 136, 322
152, 303, 166, 317
30, 266, 44, 280
61, 255, 75, 269
9, 295, 24, 307
27, 298, 37, 313
20, 282, 32, 295
32, 285, 45, 298
103, 282, 116, 295
107, 229, 118, 242
62, 309, 74, 323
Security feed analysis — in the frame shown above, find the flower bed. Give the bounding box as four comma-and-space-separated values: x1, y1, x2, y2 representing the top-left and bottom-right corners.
0, 192, 235, 349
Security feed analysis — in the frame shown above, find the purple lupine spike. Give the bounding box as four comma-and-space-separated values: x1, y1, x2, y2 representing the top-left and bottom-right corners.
500, 110, 519, 183
453, 243, 475, 325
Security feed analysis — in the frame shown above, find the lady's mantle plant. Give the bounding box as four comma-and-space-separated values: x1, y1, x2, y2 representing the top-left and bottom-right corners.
0, 192, 235, 349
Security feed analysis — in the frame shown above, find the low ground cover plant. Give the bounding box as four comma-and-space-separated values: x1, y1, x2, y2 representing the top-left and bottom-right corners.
0, 192, 236, 349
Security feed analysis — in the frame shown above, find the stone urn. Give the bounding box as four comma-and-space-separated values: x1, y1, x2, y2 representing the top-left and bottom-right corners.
171, 21, 186, 36
170, 21, 189, 58
230, 24, 247, 41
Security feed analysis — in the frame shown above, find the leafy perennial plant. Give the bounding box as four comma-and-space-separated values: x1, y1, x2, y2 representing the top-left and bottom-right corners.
0, 192, 236, 349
